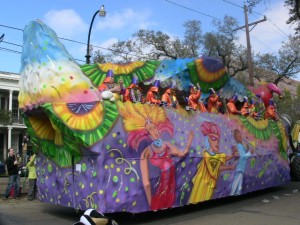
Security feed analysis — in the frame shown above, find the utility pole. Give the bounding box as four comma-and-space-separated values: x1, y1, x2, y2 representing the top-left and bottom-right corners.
233, 5, 266, 87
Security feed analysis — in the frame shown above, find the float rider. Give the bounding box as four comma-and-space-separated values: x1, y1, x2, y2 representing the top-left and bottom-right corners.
123, 74, 143, 103
146, 80, 161, 105
98, 70, 123, 101
249, 98, 260, 119
241, 96, 250, 116
162, 81, 179, 108
226, 94, 241, 115
264, 99, 279, 121
187, 83, 207, 112
207, 88, 220, 113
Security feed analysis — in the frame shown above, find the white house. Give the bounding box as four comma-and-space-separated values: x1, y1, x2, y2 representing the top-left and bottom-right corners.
0, 71, 27, 162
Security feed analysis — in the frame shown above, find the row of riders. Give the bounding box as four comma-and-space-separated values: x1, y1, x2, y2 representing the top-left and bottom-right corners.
98, 70, 279, 121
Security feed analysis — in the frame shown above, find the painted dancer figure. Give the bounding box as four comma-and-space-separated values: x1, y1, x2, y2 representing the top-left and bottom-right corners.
117, 102, 194, 210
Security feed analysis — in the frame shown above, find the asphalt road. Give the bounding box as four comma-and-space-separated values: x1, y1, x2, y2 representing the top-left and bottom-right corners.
1, 181, 300, 225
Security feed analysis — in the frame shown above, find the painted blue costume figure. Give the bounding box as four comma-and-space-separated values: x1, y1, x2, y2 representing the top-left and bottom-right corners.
230, 129, 252, 196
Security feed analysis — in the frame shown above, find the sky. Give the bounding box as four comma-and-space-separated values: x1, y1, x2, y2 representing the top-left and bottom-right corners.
1, 0, 299, 81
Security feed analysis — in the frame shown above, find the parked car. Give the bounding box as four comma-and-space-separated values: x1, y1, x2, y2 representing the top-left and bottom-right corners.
0, 161, 6, 175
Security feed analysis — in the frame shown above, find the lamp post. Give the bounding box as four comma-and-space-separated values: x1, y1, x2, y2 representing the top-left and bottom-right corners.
85, 5, 106, 64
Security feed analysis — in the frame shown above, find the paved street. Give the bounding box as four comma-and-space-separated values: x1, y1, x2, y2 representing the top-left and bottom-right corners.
1, 180, 300, 225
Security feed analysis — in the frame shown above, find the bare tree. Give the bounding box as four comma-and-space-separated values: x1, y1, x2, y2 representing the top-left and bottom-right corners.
255, 35, 300, 85
202, 15, 249, 77
183, 20, 202, 57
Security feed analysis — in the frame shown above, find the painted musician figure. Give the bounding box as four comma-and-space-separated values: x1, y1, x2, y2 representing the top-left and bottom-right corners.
162, 81, 179, 108
207, 88, 220, 113
123, 75, 143, 103
187, 83, 207, 112
264, 99, 279, 121
226, 94, 241, 115
146, 80, 161, 105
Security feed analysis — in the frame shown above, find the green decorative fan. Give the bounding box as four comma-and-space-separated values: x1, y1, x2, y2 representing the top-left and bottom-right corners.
187, 56, 229, 92
81, 60, 161, 88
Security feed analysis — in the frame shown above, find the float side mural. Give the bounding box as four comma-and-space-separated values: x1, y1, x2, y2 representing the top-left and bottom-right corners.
19, 20, 290, 213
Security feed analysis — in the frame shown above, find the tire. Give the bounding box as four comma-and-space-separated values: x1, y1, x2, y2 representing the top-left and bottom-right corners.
290, 155, 300, 181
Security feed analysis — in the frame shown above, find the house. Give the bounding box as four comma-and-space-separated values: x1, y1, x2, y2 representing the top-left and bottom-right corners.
0, 71, 27, 162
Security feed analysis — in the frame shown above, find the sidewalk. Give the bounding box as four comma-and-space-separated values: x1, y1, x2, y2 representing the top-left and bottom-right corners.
0, 176, 29, 199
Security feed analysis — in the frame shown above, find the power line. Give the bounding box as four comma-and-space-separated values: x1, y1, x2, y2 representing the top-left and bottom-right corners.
0, 46, 86, 63
0, 24, 23, 31
0, 23, 148, 60
2, 41, 22, 47
0, 47, 21, 54
165, 0, 222, 20
222, 0, 243, 9
265, 18, 289, 39
222, 1, 290, 39
249, 35, 278, 53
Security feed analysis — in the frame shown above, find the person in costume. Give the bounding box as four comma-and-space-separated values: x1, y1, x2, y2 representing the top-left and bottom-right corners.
146, 80, 161, 105
226, 94, 241, 115
240, 96, 250, 116
230, 129, 253, 196
123, 74, 142, 103
189, 121, 237, 203
117, 102, 194, 210
216, 93, 225, 114
248, 98, 260, 119
161, 81, 179, 108
264, 99, 279, 121
187, 84, 207, 112
98, 70, 123, 101
207, 88, 220, 113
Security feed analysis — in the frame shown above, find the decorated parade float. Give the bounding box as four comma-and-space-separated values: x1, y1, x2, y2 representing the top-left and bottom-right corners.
18, 20, 291, 213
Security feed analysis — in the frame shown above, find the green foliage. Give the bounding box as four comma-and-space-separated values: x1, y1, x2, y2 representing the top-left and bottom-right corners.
0, 109, 12, 125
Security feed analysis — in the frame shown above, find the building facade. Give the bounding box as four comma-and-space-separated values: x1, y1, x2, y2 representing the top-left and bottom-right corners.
0, 71, 27, 162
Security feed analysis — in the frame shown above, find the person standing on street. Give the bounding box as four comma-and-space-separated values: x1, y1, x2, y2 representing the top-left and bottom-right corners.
2, 148, 21, 200
26, 154, 37, 201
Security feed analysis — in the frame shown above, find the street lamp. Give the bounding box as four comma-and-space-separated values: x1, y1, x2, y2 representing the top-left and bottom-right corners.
85, 5, 106, 64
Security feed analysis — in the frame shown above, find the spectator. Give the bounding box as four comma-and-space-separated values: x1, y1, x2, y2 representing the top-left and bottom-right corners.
2, 148, 21, 200
26, 154, 37, 201
22, 135, 29, 164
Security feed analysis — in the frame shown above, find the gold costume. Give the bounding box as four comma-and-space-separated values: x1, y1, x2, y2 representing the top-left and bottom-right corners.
189, 150, 226, 203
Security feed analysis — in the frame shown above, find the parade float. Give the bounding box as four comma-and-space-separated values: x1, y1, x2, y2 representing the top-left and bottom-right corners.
18, 20, 291, 213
